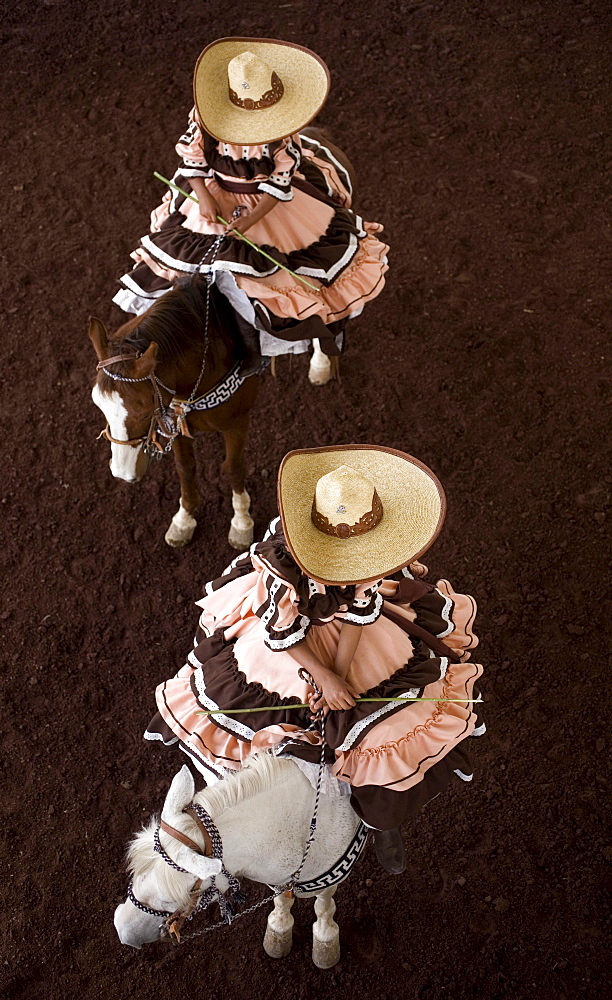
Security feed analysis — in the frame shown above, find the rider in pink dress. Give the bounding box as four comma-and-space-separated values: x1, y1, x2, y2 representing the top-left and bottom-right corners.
113, 39, 389, 371
146, 446, 485, 874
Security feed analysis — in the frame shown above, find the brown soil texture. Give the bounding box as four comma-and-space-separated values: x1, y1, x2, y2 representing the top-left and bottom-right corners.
1, 1, 609, 998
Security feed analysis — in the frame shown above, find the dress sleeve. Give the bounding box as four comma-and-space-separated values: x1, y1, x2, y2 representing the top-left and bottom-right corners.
334, 581, 384, 626
257, 135, 301, 201
250, 549, 312, 651
175, 108, 213, 179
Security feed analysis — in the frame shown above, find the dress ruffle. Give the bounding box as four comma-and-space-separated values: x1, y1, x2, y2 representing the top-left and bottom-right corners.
113, 126, 388, 342
145, 520, 484, 829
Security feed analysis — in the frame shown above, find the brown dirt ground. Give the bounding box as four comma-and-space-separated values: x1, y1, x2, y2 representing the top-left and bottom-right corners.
1, 1, 610, 998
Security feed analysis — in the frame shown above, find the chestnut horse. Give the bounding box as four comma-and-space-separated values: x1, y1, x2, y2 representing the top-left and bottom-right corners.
90, 279, 258, 548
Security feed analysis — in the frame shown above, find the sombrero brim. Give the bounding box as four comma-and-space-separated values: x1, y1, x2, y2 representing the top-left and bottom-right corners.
278, 446, 446, 586
194, 37, 330, 145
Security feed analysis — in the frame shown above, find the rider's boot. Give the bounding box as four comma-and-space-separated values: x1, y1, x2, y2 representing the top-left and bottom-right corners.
234, 313, 264, 378
373, 827, 406, 875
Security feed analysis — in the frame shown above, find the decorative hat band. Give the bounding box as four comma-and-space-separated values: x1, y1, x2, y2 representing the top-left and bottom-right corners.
229, 71, 284, 111
311, 490, 383, 540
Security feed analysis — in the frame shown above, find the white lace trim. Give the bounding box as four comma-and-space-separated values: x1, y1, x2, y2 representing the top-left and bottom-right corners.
140, 236, 278, 278
257, 181, 294, 201
471, 722, 487, 737
454, 769, 473, 782
339, 591, 383, 625
436, 590, 455, 638
265, 615, 310, 650
193, 668, 255, 740
262, 516, 281, 541
295, 232, 358, 281
180, 164, 213, 176
260, 578, 282, 628
143, 729, 178, 745
188, 648, 202, 668
337, 689, 420, 752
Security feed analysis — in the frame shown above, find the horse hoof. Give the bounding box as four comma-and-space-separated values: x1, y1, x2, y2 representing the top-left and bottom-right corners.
263, 928, 293, 959
228, 526, 254, 550
312, 939, 340, 969
165, 510, 197, 547
308, 361, 332, 386
228, 514, 254, 551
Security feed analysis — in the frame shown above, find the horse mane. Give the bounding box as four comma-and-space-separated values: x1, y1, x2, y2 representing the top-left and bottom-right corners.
126, 753, 297, 907
103, 278, 238, 381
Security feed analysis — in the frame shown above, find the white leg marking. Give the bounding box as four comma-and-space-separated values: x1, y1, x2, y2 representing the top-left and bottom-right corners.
228, 489, 254, 550
92, 384, 142, 482
263, 892, 295, 959
165, 501, 197, 548
308, 339, 332, 386
312, 887, 340, 969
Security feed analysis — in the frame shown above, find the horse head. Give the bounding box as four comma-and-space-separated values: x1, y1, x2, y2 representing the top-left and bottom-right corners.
89, 316, 160, 483
114, 765, 222, 949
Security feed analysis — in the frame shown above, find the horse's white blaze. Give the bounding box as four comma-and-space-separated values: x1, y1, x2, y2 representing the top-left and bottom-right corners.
228, 489, 254, 549
91, 384, 142, 481
308, 339, 332, 386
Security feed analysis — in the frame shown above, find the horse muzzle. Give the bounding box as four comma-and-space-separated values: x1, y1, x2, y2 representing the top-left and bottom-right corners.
114, 901, 162, 948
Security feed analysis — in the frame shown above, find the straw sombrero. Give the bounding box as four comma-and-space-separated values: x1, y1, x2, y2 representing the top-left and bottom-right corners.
193, 37, 330, 145
278, 445, 446, 586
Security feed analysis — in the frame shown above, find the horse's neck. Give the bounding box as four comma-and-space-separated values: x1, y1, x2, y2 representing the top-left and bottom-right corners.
166, 336, 233, 399
197, 763, 359, 887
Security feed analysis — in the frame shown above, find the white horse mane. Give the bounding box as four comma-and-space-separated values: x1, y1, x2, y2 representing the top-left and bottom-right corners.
126, 753, 297, 907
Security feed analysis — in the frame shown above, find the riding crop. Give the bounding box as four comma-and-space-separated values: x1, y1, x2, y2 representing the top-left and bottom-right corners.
197, 697, 479, 716
153, 172, 319, 290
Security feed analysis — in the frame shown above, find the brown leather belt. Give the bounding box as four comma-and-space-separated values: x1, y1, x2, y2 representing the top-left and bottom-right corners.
213, 173, 261, 193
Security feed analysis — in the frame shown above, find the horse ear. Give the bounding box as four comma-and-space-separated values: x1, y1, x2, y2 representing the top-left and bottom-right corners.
131, 341, 158, 378
88, 316, 109, 361
162, 765, 195, 824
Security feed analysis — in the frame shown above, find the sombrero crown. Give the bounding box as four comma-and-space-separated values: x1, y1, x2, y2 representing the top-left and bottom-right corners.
278, 445, 446, 585
194, 37, 330, 144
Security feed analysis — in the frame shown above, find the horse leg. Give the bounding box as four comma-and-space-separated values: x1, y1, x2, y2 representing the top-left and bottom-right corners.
220, 420, 254, 550
165, 435, 199, 547
308, 338, 332, 386
263, 891, 295, 959
312, 886, 340, 969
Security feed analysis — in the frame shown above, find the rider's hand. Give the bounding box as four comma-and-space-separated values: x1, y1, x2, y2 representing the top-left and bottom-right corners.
225, 213, 252, 236
309, 671, 358, 714
198, 193, 220, 224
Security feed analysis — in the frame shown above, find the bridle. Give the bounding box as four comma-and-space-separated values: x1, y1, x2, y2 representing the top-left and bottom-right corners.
127, 803, 246, 944
127, 675, 331, 945
97, 238, 223, 459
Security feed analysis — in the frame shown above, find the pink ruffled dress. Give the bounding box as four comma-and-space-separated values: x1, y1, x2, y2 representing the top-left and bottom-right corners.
146, 518, 485, 831
113, 113, 388, 355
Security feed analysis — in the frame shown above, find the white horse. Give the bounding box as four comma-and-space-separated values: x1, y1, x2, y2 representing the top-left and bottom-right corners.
114, 754, 366, 968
